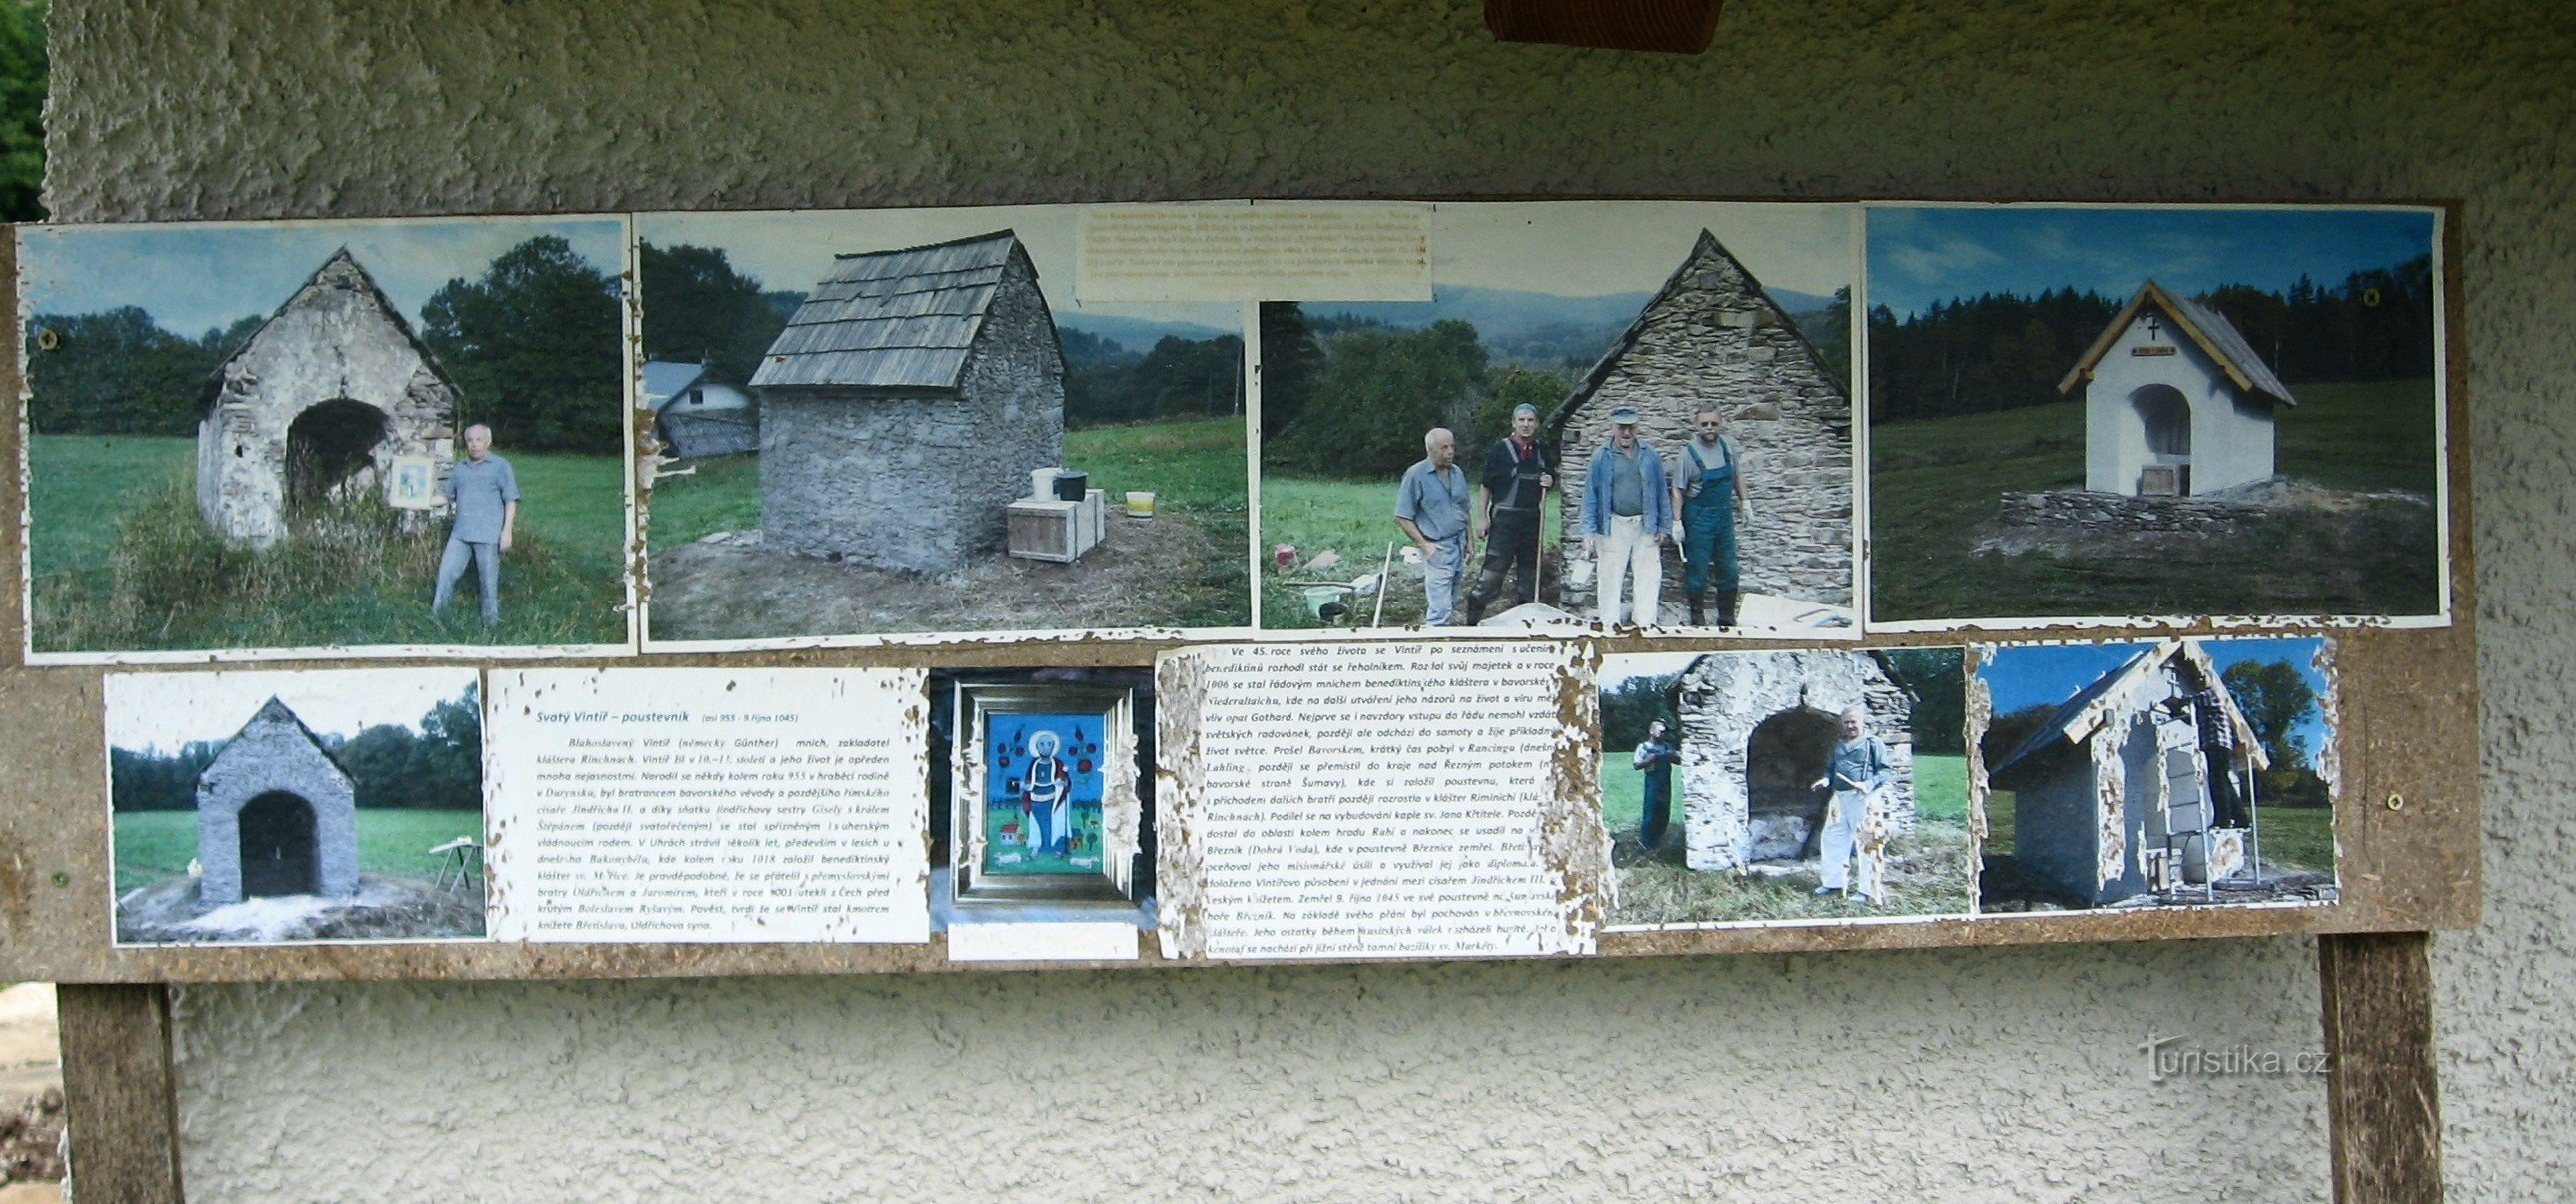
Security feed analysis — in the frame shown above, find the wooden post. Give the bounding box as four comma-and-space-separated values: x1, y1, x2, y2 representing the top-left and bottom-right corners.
1484, 0, 1723, 54
2318, 932, 2443, 1203
56, 983, 187, 1203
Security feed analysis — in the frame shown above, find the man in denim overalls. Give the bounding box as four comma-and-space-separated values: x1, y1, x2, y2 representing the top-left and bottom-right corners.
1668, 406, 1750, 627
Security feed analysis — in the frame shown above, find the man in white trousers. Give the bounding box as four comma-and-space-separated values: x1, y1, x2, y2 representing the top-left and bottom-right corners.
1578, 407, 1672, 627
1812, 706, 1893, 901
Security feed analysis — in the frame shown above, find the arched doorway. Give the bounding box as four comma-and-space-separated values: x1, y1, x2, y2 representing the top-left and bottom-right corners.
1744, 708, 1842, 860
2129, 384, 2192, 494
238, 790, 320, 897
285, 399, 388, 507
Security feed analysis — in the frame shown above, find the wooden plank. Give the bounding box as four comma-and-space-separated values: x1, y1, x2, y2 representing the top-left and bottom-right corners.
55, 983, 185, 1203
1484, 0, 1722, 54
2319, 932, 2444, 1203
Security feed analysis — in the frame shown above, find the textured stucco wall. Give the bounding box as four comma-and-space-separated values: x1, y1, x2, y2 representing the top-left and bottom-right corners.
41, 0, 2575, 1199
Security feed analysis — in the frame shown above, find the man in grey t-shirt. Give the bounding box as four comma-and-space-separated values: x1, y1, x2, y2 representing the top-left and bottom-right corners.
1393, 427, 1472, 625
432, 423, 520, 625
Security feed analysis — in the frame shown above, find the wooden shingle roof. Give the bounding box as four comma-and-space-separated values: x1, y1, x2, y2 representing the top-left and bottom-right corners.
750, 230, 1037, 391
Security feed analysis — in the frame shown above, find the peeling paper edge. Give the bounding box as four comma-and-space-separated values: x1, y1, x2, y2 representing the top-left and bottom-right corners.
1545, 642, 1611, 955
1151, 650, 1211, 960
1963, 644, 1992, 914
2312, 637, 2344, 892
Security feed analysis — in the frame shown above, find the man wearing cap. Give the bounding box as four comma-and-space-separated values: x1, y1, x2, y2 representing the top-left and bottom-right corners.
1578, 406, 1672, 627
1393, 427, 1472, 626
1463, 403, 1555, 625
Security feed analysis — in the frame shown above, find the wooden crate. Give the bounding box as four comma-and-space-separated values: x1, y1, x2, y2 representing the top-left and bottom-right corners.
1007, 490, 1106, 562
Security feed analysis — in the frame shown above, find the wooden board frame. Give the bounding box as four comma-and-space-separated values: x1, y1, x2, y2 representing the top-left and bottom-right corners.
0, 199, 2478, 985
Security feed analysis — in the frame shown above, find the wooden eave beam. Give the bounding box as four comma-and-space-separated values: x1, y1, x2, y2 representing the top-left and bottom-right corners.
1485, 0, 1723, 54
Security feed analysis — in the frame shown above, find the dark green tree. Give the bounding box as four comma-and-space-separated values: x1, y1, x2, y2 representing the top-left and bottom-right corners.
1600, 672, 1681, 751
1884, 647, 1966, 754
638, 241, 787, 388
2221, 659, 2318, 771
1278, 319, 1489, 477
23, 306, 247, 435
1257, 302, 1323, 441
0, 1, 43, 223
421, 236, 622, 453
1468, 366, 1569, 455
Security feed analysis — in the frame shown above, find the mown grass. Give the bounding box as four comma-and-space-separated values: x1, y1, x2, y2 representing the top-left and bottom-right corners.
1868, 379, 2440, 621
1258, 474, 1564, 629
2256, 804, 2334, 875
1600, 753, 1973, 924
112, 808, 485, 894
648, 415, 1251, 549
28, 435, 627, 652
1983, 792, 2331, 875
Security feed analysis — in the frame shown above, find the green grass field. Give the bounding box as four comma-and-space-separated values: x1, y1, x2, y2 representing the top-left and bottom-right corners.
648, 415, 1252, 548
27, 435, 627, 651
1259, 474, 1563, 628
1600, 752, 1973, 924
1869, 379, 2440, 620
1983, 790, 2331, 875
1600, 753, 1966, 839
2256, 805, 2334, 875
111, 808, 484, 894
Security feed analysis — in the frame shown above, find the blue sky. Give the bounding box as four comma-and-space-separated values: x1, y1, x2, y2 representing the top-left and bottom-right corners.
1866, 205, 2436, 319
1980, 637, 2329, 761
19, 216, 628, 336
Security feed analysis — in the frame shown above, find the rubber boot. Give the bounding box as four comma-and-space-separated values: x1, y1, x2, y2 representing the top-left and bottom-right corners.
1717, 590, 1739, 628
1687, 590, 1706, 625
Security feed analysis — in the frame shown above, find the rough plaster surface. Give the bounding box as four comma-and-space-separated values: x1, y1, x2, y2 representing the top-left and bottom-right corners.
39, 0, 2575, 1198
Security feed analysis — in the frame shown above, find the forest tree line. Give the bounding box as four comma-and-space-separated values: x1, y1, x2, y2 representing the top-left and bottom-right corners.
1261, 289, 1850, 480
27, 235, 624, 453
642, 242, 1245, 432
111, 685, 483, 813
1061, 327, 1245, 427
1597, 649, 1965, 759
1869, 254, 2435, 424
1978, 658, 2330, 808
1260, 303, 1573, 478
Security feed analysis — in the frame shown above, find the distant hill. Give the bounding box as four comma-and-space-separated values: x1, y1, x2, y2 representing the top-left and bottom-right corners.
1307, 284, 1842, 372
1054, 311, 1238, 354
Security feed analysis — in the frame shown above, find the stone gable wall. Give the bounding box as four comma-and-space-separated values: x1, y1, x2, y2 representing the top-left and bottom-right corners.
194, 706, 360, 905
193, 256, 457, 547
1557, 244, 1853, 615
758, 252, 1063, 572
1672, 650, 1915, 872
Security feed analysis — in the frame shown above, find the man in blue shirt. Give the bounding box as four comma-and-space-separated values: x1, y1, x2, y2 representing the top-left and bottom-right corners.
1577, 407, 1671, 627
432, 423, 520, 625
1393, 427, 1471, 626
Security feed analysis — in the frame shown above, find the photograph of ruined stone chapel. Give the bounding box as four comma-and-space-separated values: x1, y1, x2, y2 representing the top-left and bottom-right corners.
1865, 204, 2444, 624
17, 217, 633, 656
1259, 201, 1857, 634
106, 667, 487, 945
638, 207, 1250, 643
1596, 647, 1973, 926
1974, 637, 2338, 912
